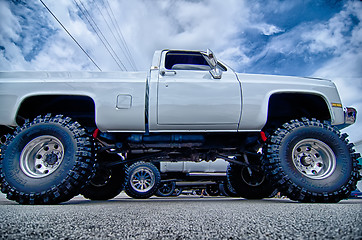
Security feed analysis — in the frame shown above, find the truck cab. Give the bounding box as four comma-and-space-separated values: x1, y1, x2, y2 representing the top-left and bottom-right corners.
148, 50, 241, 132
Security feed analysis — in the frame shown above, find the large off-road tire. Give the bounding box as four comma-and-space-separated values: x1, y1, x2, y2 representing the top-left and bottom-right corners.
227, 161, 276, 199
263, 118, 361, 203
124, 162, 161, 199
0, 115, 95, 204
81, 163, 126, 200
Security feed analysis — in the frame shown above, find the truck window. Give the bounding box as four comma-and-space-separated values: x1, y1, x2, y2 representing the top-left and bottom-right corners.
165, 51, 211, 71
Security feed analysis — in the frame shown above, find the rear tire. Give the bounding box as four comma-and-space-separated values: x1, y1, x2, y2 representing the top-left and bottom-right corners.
220, 180, 238, 197
124, 162, 161, 199
81, 163, 125, 200
227, 161, 276, 199
0, 115, 95, 204
262, 118, 361, 203
156, 181, 176, 197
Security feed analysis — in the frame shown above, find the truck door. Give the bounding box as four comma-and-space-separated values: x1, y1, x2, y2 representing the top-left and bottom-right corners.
157, 50, 241, 131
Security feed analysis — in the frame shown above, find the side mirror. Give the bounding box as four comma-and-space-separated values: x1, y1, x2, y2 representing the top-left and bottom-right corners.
206, 49, 222, 79
207, 49, 217, 68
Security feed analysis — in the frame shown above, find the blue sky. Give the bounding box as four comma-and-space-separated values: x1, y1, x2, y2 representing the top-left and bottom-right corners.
0, 0, 361, 142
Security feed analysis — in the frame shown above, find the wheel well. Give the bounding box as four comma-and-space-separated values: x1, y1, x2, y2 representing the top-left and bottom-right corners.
16, 95, 96, 128
264, 93, 331, 130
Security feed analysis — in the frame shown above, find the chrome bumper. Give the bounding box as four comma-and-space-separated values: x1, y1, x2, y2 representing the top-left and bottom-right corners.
344, 107, 357, 125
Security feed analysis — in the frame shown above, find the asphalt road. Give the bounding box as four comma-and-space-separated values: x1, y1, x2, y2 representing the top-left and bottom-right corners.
0, 193, 361, 240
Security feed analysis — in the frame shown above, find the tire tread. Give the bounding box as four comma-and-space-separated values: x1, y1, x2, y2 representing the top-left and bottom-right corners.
0, 114, 96, 204
262, 118, 361, 203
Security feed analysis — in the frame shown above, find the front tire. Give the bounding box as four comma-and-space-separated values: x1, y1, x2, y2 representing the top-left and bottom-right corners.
0, 115, 95, 204
263, 118, 361, 203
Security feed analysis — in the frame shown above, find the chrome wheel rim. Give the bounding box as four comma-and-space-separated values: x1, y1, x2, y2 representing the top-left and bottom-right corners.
130, 167, 155, 192
20, 135, 64, 178
292, 139, 336, 180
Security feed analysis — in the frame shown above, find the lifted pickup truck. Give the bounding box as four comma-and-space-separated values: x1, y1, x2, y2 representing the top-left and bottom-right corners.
0, 49, 360, 204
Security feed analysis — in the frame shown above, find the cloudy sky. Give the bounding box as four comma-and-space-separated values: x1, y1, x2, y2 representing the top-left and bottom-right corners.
0, 0, 361, 142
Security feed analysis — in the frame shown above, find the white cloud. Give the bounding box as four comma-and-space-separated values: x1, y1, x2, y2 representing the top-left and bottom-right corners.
255, 23, 284, 36
0, 0, 282, 72
107, 0, 252, 70
0, 0, 361, 143
302, 2, 359, 55
0, 1, 21, 42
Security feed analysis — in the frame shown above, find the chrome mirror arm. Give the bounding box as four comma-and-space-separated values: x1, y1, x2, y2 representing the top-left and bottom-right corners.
206, 49, 222, 79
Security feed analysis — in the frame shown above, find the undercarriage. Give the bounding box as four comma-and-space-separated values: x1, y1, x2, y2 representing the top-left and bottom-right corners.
0, 115, 360, 204
93, 130, 265, 167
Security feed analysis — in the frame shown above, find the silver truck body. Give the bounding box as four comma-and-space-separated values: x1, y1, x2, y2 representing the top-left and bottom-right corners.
0, 50, 347, 133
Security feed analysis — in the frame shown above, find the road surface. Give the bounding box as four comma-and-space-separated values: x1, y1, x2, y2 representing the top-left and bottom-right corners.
0, 193, 361, 239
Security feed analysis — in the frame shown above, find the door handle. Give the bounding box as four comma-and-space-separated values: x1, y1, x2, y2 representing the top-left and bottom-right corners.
160, 70, 176, 76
